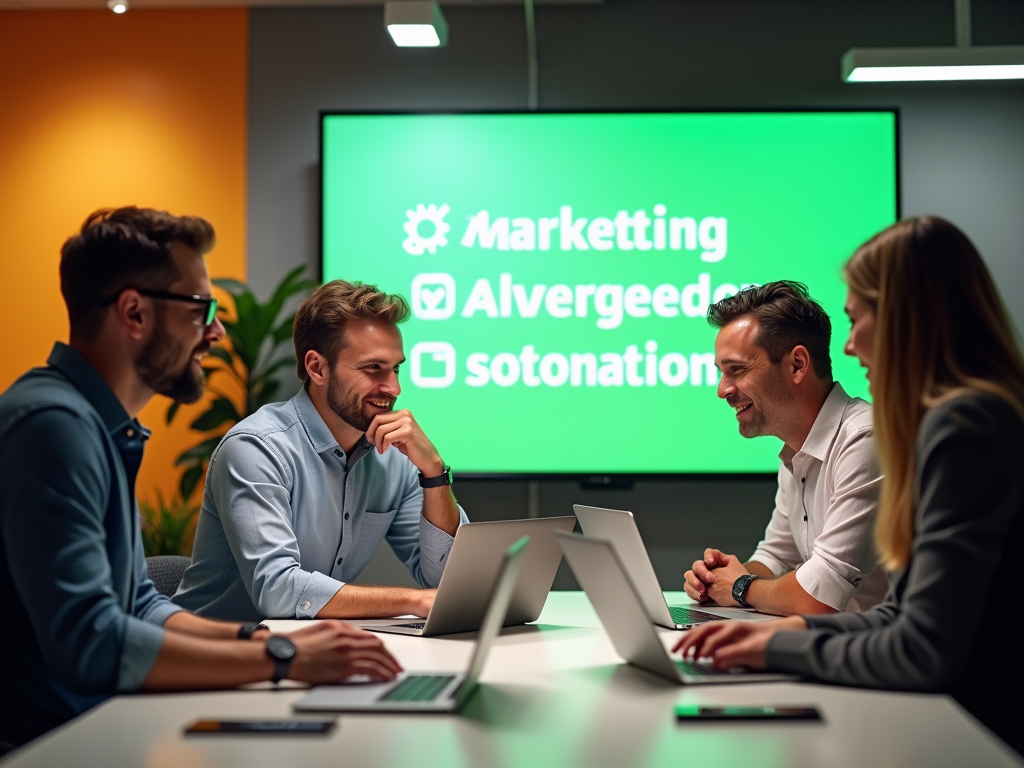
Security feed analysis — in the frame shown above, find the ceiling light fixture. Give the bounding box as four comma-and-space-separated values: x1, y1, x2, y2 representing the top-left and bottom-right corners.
384, 2, 448, 48
841, 0, 1024, 83
106, 0, 128, 12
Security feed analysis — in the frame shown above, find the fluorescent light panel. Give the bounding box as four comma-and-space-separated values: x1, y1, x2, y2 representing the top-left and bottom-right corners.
387, 24, 441, 47
384, 2, 449, 48
842, 46, 1024, 82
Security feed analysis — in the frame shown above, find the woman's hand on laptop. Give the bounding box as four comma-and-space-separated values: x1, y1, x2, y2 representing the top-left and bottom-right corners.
286, 620, 404, 683
672, 616, 808, 671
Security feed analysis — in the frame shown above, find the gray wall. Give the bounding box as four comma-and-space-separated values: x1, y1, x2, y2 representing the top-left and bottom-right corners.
246, 0, 1024, 589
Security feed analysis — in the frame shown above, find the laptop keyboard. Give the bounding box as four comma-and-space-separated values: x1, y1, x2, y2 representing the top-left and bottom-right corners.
675, 659, 745, 676
668, 606, 729, 626
380, 675, 456, 702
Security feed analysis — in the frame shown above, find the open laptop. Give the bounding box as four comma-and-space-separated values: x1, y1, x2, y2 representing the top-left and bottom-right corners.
574, 504, 771, 630
556, 531, 796, 685
293, 536, 528, 714
356, 516, 576, 636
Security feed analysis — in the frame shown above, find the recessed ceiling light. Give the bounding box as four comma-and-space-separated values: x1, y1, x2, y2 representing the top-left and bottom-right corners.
106, 0, 128, 12
384, 2, 448, 48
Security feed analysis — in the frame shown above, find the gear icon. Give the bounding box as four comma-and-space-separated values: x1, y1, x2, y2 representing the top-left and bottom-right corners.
402, 203, 450, 255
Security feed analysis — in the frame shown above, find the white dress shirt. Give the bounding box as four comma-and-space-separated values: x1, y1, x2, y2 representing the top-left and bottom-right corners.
749, 382, 888, 612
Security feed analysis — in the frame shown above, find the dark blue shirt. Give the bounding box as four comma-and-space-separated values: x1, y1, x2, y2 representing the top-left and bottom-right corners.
0, 343, 183, 746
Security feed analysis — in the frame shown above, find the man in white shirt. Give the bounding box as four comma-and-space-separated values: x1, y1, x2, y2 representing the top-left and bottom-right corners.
683, 281, 887, 616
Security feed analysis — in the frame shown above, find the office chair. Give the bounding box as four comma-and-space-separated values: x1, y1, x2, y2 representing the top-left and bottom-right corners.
145, 555, 191, 597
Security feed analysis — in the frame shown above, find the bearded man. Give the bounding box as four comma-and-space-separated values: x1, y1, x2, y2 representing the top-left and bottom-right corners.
0, 211, 402, 751
174, 280, 468, 621
681, 281, 887, 618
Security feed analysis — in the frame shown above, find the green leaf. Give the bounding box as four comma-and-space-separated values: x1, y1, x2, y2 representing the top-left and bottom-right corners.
189, 397, 241, 432
166, 400, 181, 425
257, 356, 299, 382
174, 436, 223, 467
270, 316, 295, 348
179, 464, 205, 501
253, 379, 282, 410
213, 277, 248, 296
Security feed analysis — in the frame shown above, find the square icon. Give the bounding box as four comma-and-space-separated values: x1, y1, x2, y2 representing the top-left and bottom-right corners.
410, 341, 456, 389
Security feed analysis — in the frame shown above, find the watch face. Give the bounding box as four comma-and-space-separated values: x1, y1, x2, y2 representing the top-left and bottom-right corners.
266, 636, 297, 661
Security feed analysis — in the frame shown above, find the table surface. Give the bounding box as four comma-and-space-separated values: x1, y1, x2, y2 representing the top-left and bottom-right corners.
4, 592, 1022, 768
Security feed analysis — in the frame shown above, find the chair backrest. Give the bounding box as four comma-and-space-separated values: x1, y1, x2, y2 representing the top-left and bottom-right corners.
145, 555, 191, 597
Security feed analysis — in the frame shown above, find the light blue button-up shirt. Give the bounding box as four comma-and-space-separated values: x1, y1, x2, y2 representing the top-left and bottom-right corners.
174, 388, 468, 621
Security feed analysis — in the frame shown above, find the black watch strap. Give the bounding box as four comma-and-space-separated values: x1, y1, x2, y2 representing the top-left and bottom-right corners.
265, 636, 297, 684
419, 464, 452, 488
732, 574, 759, 608
237, 621, 269, 640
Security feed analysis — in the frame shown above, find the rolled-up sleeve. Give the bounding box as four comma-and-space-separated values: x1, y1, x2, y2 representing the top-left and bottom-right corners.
0, 410, 166, 695
794, 426, 881, 610
748, 476, 802, 576
209, 434, 345, 618
384, 463, 468, 588
134, 539, 185, 627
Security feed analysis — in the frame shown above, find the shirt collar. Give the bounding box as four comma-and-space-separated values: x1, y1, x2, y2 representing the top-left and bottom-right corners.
292, 386, 374, 462
46, 342, 137, 436
778, 381, 852, 466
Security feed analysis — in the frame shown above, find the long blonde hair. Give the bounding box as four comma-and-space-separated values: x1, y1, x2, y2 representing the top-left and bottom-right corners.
844, 217, 1024, 570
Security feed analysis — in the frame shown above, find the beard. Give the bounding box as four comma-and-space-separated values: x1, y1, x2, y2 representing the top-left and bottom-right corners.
136, 321, 206, 404
735, 366, 795, 439
326, 374, 394, 432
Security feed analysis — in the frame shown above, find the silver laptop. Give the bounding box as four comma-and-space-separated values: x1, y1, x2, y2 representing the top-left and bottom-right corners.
294, 535, 528, 714
357, 516, 576, 636
556, 531, 796, 685
574, 504, 770, 630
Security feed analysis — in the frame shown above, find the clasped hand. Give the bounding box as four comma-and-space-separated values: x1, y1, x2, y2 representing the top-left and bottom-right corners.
683, 548, 749, 606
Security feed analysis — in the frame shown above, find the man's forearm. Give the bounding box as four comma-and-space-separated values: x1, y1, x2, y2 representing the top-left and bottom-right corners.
744, 571, 836, 616
163, 611, 246, 640
142, 632, 274, 691
421, 484, 460, 537
316, 583, 432, 619
743, 560, 777, 579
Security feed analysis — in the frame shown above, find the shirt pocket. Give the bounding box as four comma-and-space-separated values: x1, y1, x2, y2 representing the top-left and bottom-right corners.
358, 508, 399, 541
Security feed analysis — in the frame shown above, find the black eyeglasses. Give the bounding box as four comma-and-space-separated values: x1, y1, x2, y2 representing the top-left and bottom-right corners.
101, 288, 219, 327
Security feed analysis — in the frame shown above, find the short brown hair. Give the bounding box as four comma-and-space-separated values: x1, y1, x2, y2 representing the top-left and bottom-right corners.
707, 280, 833, 381
60, 206, 216, 340
293, 280, 411, 386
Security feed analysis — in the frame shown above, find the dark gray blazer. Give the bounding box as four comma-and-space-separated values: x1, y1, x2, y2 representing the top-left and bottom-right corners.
767, 391, 1024, 756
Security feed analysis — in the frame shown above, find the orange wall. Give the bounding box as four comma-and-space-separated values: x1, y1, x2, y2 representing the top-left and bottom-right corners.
0, 8, 248, 506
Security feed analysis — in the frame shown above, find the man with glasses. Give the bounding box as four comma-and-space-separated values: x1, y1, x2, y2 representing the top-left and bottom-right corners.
0, 207, 402, 751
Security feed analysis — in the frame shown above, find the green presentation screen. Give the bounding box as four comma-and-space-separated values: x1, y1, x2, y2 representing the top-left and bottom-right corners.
321, 111, 898, 476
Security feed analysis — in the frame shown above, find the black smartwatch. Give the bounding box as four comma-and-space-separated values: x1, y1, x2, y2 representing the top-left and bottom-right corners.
419, 463, 452, 489
732, 574, 759, 608
265, 636, 297, 683
237, 621, 269, 640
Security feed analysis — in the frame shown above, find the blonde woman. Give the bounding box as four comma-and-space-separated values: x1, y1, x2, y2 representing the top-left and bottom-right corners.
674, 217, 1024, 756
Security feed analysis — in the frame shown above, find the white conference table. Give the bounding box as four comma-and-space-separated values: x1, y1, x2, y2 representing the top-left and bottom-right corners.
4, 592, 1022, 768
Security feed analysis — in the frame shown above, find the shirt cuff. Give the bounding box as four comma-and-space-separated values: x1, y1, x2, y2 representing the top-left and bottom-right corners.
418, 514, 457, 560
115, 617, 166, 693
145, 599, 186, 627
747, 551, 789, 577
794, 553, 858, 611
416, 506, 465, 588
295, 570, 346, 619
